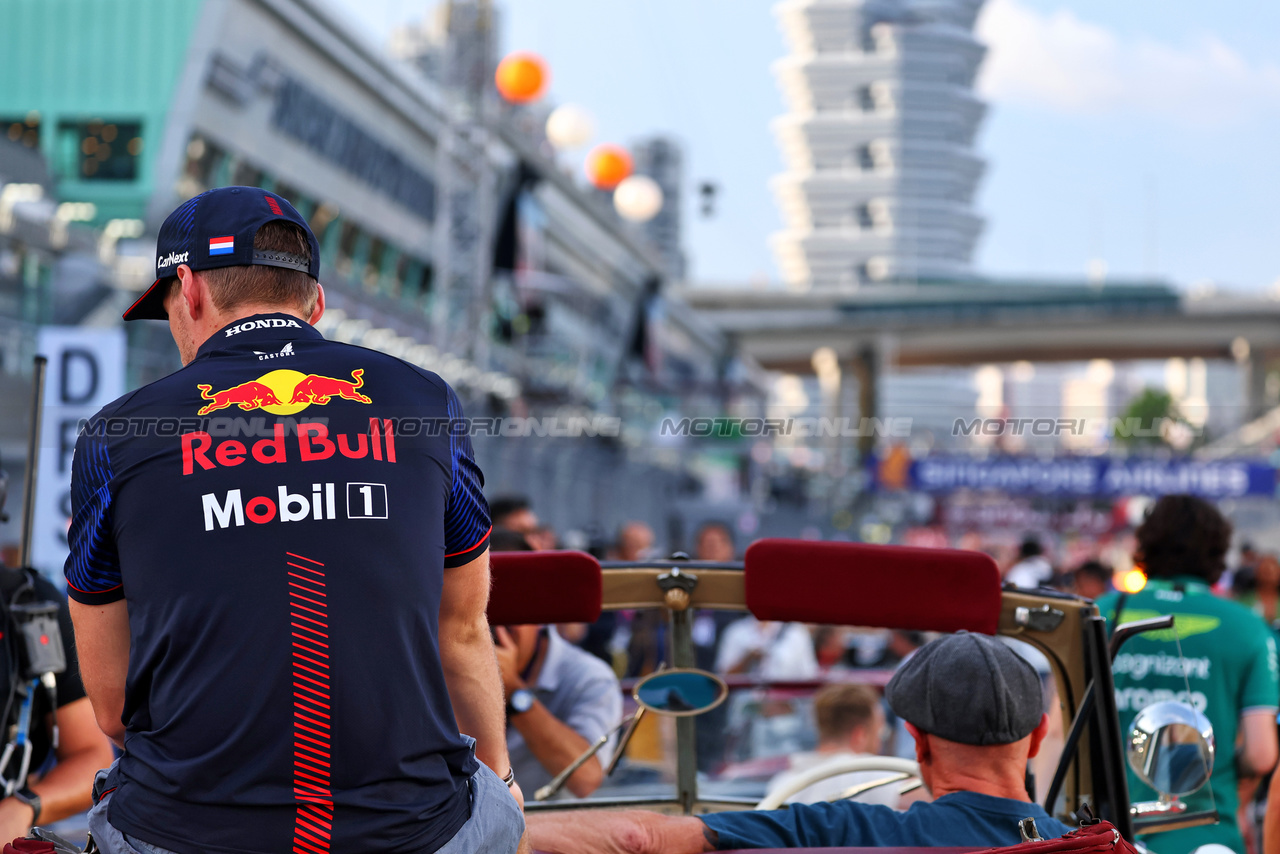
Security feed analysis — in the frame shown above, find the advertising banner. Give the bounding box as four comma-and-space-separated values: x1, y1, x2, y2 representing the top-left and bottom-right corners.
874, 455, 1275, 499
29, 327, 127, 584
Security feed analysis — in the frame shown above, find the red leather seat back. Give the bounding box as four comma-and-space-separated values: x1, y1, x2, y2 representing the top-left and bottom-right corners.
487, 550, 603, 626
743, 539, 1002, 635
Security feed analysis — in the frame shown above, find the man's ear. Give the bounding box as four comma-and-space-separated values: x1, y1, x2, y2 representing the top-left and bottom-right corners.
904, 721, 929, 765
176, 265, 204, 321
1027, 713, 1051, 758
307, 283, 325, 326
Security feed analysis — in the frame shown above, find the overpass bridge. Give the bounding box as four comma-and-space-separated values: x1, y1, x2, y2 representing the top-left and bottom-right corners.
682, 279, 1280, 449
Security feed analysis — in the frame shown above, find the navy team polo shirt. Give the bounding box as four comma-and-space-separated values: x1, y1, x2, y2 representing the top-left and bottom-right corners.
65, 313, 491, 854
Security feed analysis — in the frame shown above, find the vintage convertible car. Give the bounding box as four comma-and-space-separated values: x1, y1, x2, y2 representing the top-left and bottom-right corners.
489, 538, 1216, 853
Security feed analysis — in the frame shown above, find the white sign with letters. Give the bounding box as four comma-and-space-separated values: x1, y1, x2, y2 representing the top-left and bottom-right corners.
30, 327, 126, 585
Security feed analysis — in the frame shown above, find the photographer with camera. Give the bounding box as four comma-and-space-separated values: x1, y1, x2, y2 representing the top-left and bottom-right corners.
0, 464, 114, 842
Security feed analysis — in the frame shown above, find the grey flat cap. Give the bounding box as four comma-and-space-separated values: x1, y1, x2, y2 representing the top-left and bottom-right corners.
885, 631, 1043, 746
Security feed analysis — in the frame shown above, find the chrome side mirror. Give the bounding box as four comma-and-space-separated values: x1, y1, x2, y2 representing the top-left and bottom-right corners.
634, 668, 728, 716
1127, 701, 1214, 811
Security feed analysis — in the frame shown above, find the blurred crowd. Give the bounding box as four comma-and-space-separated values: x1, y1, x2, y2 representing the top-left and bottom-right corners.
1003, 531, 1280, 629
486, 494, 1280, 687
489, 492, 1280, 854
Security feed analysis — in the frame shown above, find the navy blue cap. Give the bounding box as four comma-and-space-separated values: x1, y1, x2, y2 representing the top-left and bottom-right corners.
123, 186, 321, 321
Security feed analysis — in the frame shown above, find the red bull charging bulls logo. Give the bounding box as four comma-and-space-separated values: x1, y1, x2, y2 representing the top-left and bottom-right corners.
197, 369, 372, 415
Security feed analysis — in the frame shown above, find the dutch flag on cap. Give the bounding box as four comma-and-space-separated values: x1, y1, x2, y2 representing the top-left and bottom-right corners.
209, 236, 235, 256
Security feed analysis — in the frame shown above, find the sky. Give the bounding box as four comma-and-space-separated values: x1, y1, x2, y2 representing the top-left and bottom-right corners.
328, 0, 1280, 292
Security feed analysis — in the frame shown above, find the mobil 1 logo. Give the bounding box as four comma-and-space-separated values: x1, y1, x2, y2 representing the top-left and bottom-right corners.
201, 482, 390, 530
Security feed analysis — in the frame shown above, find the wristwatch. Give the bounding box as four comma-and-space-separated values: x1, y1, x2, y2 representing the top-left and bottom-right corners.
13, 786, 40, 825
506, 688, 535, 716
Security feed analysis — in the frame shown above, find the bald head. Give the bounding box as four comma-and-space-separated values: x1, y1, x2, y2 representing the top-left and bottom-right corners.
617, 522, 654, 561
695, 523, 734, 562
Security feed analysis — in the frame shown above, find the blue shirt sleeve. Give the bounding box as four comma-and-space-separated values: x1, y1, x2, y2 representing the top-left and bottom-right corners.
442, 385, 490, 567
701, 800, 901, 850
64, 428, 124, 604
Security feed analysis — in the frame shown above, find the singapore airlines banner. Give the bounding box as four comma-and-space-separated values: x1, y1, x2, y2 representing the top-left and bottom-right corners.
874, 455, 1276, 499
30, 327, 126, 586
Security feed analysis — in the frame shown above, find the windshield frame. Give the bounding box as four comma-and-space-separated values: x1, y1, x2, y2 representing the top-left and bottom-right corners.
521, 560, 1131, 834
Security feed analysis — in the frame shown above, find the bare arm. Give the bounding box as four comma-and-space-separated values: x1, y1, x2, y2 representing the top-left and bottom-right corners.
1242, 709, 1277, 854
1264, 768, 1280, 854
439, 550, 511, 777
725, 649, 764, 675
0, 697, 114, 838
527, 809, 714, 854
1240, 774, 1261, 854
495, 627, 603, 797
68, 599, 131, 747
509, 701, 602, 797
32, 697, 115, 819
1240, 709, 1279, 777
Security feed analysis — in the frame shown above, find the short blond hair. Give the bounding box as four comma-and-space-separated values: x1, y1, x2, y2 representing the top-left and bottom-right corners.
196, 221, 318, 316
814, 683, 880, 742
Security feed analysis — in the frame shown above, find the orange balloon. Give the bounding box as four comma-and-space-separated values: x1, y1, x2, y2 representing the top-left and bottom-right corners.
586, 144, 633, 190
495, 52, 547, 103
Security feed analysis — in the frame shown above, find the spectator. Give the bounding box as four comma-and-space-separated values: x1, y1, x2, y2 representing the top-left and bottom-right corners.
528, 526, 559, 551
617, 522, 663, 677
691, 521, 740, 772
716, 617, 818, 681
1072, 560, 1114, 601
1005, 537, 1053, 589
812, 626, 852, 671
488, 497, 558, 550
1237, 553, 1280, 625
763, 684, 898, 807
1101, 495, 1278, 854
694, 521, 735, 563
709, 525, 813, 680
1232, 541, 1261, 598
491, 527, 534, 552
0, 552, 115, 840
491, 532, 624, 798
866, 630, 925, 670
691, 521, 738, 670
616, 522, 655, 562
491, 495, 539, 537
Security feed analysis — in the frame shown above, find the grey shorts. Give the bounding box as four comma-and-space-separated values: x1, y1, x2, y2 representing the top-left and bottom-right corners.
86, 760, 525, 854
436, 763, 525, 854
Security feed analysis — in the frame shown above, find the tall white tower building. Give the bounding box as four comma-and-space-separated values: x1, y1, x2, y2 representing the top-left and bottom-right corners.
771, 0, 987, 288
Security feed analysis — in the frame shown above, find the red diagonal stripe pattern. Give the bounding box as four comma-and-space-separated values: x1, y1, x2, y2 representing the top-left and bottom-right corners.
288, 552, 333, 853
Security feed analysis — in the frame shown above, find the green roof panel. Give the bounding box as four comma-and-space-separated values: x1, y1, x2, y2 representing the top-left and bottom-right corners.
0, 0, 204, 220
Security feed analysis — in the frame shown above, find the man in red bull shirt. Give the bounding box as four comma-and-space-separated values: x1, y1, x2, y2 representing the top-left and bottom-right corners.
65, 187, 526, 854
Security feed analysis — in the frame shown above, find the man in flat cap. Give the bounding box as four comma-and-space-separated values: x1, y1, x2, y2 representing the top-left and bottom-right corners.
527, 632, 1073, 852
